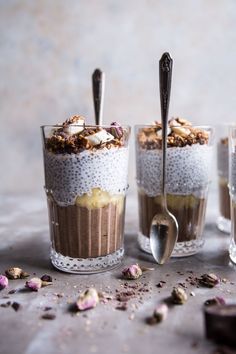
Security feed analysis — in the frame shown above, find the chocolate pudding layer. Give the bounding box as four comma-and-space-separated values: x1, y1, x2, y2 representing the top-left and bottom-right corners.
219, 177, 230, 220
47, 190, 125, 258
138, 192, 207, 243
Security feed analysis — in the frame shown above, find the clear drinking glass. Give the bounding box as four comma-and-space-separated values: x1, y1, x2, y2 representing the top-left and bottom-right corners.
229, 126, 236, 263
135, 124, 214, 257
217, 125, 231, 233
41, 125, 130, 273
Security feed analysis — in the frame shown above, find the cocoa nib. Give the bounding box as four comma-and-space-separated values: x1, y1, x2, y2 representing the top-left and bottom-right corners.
41, 313, 56, 320
115, 303, 128, 311
11, 302, 21, 312
156, 281, 166, 288
41, 274, 52, 283
0, 301, 21, 311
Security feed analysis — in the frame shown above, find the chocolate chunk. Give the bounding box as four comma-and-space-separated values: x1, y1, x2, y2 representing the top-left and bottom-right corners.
41, 313, 56, 320
204, 304, 236, 347
11, 302, 21, 311
41, 274, 52, 282
115, 303, 128, 311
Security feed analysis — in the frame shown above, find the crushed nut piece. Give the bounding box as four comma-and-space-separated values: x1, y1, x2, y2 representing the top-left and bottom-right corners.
199, 273, 219, 288
171, 287, 188, 304
5, 267, 29, 280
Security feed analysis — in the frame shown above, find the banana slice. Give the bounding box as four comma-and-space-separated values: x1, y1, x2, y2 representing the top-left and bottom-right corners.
63, 116, 85, 135
171, 126, 191, 137
85, 129, 114, 146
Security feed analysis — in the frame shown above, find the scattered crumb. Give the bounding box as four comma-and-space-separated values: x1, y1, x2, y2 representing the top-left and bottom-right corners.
41, 313, 56, 320
11, 302, 21, 311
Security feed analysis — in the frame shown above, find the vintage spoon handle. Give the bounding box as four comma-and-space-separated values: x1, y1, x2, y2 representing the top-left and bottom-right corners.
92, 68, 105, 125
159, 53, 173, 202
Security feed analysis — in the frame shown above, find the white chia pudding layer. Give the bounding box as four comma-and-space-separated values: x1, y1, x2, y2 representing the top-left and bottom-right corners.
136, 144, 213, 197
217, 143, 229, 179
44, 147, 129, 206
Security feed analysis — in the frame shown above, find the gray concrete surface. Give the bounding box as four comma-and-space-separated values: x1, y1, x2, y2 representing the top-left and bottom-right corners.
0, 193, 235, 354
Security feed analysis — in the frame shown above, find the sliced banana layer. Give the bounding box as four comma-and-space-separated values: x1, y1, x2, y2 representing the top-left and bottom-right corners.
76, 188, 124, 212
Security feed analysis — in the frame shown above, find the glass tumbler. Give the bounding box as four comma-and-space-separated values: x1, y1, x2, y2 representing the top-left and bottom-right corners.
217, 125, 231, 233
41, 125, 130, 273
135, 124, 214, 257
229, 126, 236, 263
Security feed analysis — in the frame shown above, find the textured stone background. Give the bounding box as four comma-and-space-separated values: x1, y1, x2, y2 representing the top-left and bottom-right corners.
1, 0, 236, 195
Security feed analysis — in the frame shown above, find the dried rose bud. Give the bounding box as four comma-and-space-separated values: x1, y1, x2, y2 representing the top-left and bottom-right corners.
171, 287, 188, 304
110, 122, 123, 139
153, 303, 168, 323
5, 267, 29, 280
41, 274, 52, 283
0, 275, 9, 290
122, 264, 143, 280
204, 297, 226, 307
200, 273, 219, 288
25, 277, 42, 291
76, 288, 99, 311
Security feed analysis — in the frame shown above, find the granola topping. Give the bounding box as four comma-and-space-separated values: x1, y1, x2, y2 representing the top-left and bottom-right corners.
138, 117, 209, 149
45, 115, 126, 154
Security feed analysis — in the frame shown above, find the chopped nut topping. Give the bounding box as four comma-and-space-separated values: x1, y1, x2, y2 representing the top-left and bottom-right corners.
45, 116, 126, 154
220, 137, 228, 145
137, 117, 209, 149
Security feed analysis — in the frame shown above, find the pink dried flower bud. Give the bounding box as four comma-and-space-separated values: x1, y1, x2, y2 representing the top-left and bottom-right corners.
122, 264, 143, 280
25, 277, 42, 291
153, 303, 168, 323
110, 122, 123, 139
76, 288, 99, 311
204, 296, 226, 307
0, 275, 9, 290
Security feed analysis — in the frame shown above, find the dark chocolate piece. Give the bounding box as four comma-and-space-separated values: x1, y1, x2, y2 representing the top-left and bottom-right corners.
204, 304, 236, 347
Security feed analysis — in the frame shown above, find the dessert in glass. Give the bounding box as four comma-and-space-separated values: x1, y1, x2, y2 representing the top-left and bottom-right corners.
229, 126, 236, 263
135, 118, 214, 257
217, 131, 230, 233
41, 116, 130, 273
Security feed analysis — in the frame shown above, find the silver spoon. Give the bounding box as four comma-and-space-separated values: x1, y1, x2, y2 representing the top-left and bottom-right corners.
92, 68, 105, 125
150, 52, 178, 265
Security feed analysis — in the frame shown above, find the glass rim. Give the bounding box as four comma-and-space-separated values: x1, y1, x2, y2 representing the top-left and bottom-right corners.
134, 124, 213, 130
41, 124, 131, 130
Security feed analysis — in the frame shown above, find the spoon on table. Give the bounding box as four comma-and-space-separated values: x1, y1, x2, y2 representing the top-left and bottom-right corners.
92, 68, 105, 125
150, 52, 178, 265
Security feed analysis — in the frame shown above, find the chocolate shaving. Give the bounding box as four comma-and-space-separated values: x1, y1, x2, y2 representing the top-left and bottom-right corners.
41, 313, 56, 320
115, 303, 128, 311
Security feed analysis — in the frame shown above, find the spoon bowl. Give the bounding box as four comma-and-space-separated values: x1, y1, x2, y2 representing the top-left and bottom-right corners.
150, 210, 178, 264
